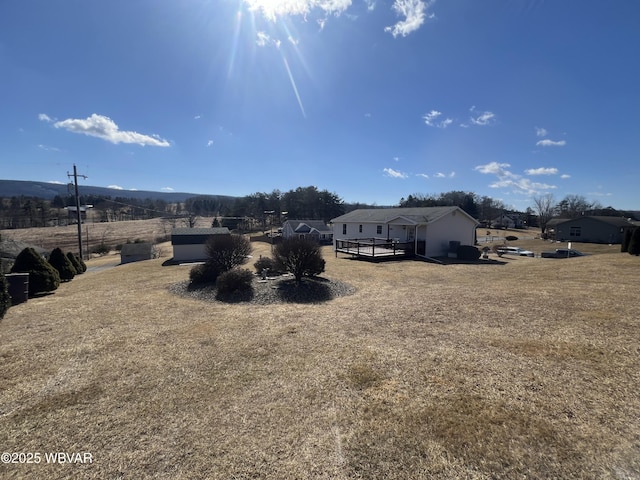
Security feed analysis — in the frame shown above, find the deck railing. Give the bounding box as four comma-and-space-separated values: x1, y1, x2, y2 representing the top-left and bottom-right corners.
335, 238, 414, 258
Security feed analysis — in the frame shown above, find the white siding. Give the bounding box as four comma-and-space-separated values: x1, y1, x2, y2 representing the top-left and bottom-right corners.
172, 245, 207, 262
424, 212, 476, 257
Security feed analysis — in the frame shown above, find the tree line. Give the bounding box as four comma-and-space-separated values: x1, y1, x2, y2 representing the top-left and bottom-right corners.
0, 187, 635, 232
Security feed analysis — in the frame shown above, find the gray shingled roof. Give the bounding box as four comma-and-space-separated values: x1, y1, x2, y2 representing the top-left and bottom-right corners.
284, 220, 332, 234
330, 206, 468, 224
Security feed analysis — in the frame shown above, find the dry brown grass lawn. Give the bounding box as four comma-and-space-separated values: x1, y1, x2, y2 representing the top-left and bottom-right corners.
1, 224, 639, 479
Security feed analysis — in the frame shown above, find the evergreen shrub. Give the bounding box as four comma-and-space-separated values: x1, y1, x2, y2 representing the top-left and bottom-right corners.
10, 248, 60, 296
49, 247, 76, 281
0, 272, 10, 319
216, 268, 254, 295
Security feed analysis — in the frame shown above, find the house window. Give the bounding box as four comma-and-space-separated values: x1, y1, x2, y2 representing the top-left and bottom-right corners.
342, 224, 347, 235
570, 226, 581, 237
359, 224, 363, 233
376, 225, 382, 235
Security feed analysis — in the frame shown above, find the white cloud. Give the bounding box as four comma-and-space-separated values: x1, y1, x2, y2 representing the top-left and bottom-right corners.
47, 180, 64, 185
161, 187, 175, 192
560, 174, 571, 179
469, 107, 496, 126
434, 171, 455, 179
423, 110, 452, 128
244, 0, 353, 22
207, 140, 214, 147
38, 113, 53, 122
536, 139, 566, 147
38, 144, 60, 152
393, 156, 400, 162
489, 178, 556, 195
48, 114, 170, 147
383, 167, 408, 179
525, 167, 559, 176
475, 161, 556, 195
194, 115, 202, 120
416, 173, 429, 179
108, 185, 124, 190
474, 161, 513, 177
535, 127, 548, 137
385, 0, 433, 37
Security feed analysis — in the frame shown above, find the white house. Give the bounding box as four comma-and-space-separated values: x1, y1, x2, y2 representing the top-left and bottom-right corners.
331, 206, 478, 259
282, 220, 333, 244
171, 227, 230, 263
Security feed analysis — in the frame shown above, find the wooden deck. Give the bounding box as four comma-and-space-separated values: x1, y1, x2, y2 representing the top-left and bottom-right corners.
335, 239, 414, 259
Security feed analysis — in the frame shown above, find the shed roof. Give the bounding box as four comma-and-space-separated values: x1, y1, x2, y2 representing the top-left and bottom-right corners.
548, 216, 634, 228
171, 227, 231, 246
172, 227, 230, 236
331, 206, 476, 225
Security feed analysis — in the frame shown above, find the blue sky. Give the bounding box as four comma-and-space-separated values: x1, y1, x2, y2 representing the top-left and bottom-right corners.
1, 0, 638, 210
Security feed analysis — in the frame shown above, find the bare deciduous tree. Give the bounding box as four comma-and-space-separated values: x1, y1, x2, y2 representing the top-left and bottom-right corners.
532, 194, 556, 235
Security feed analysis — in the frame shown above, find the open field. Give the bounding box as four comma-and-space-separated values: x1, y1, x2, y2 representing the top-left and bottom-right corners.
1, 223, 640, 478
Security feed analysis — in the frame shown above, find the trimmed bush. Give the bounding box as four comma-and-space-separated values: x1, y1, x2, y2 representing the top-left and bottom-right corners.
273, 237, 325, 284
216, 268, 254, 295
628, 227, 640, 256
189, 264, 210, 285
10, 247, 60, 297
254, 256, 278, 275
457, 245, 481, 260
49, 247, 76, 281
0, 272, 11, 320
190, 234, 252, 285
66, 252, 86, 274
621, 228, 632, 253
505, 235, 518, 241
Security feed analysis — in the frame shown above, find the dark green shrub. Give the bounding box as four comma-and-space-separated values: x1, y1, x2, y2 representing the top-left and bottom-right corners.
457, 245, 481, 260
273, 237, 325, 284
621, 228, 632, 253
0, 272, 11, 320
92, 243, 110, 255
628, 227, 640, 256
49, 247, 76, 281
254, 256, 277, 274
189, 264, 210, 285
66, 252, 86, 274
205, 234, 252, 273
216, 268, 254, 295
505, 235, 518, 241
10, 247, 60, 296
191, 234, 252, 284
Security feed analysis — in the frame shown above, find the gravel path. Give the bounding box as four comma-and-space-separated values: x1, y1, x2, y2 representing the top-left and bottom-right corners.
169, 274, 356, 305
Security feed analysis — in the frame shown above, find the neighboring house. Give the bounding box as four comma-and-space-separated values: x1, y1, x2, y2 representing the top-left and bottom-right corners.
492, 213, 524, 229
546, 216, 635, 244
331, 206, 478, 259
171, 227, 230, 262
120, 243, 155, 264
282, 220, 333, 244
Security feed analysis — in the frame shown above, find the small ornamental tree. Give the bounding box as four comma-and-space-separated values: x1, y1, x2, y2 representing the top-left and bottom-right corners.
0, 272, 11, 320
10, 247, 60, 296
621, 228, 632, 253
66, 252, 86, 274
628, 227, 640, 256
273, 237, 325, 284
190, 234, 252, 284
49, 247, 76, 281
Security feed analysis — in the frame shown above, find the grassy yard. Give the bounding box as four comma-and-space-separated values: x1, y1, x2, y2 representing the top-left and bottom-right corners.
1, 237, 639, 479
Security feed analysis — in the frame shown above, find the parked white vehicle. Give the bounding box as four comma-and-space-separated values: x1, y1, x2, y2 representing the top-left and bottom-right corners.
496, 246, 535, 257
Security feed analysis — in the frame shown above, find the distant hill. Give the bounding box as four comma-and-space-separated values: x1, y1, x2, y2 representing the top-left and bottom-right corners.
0, 179, 236, 203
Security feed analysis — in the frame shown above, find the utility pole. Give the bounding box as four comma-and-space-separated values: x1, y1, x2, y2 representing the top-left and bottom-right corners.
67, 165, 88, 259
